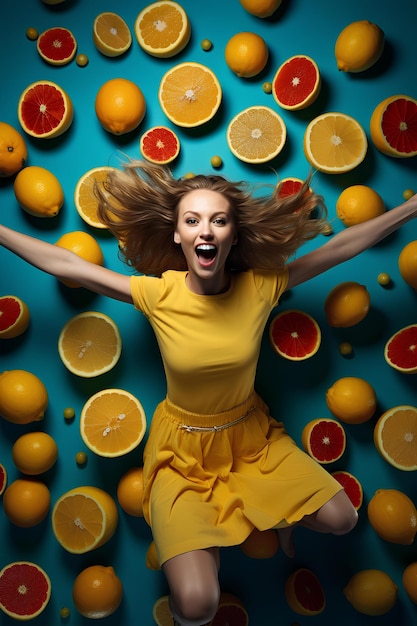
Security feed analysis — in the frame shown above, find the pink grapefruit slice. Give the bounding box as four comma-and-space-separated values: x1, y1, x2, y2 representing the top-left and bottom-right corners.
370, 95, 417, 157
332, 470, 363, 510
211, 592, 249, 626
0, 561, 51, 620
269, 309, 321, 360
0, 463, 7, 495
37, 27, 77, 66
384, 324, 417, 374
272, 55, 321, 111
140, 126, 180, 164
301, 418, 346, 464
285, 568, 326, 615
276, 176, 304, 198
18, 80, 73, 139
0, 295, 30, 339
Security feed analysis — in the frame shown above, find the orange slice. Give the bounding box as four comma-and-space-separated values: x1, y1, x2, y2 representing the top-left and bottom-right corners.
384, 324, 417, 374
285, 568, 325, 615
374, 405, 417, 471
36, 27, 77, 65
140, 126, 180, 164
276, 176, 304, 198
18, 80, 73, 139
226, 105, 286, 163
0, 562, 51, 620
301, 418, 346, 464
0, 463, 7, 496
135, 1, 191, 58
370, 95, 417, 157
159, 62, 222, 128
52, 486, 118, 553
0, 295, 30, 339
58, 311, 121, 378
304, 111, 368, 173
269, 309, 321, 360
272, 55, 321, 110
153, 596, 173, 626
74, 166, 117, 228
80, 388, 147, 457
93, 12, 132, 57
331, 471, 363, 510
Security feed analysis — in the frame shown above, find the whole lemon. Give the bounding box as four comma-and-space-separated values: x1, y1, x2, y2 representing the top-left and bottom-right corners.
336, 185, 385, 227
403, 562, 417, 604
335, 20, 385, 73
72, 565, 123, 618
12, 432, 58, 475
55, 231, 104, 287
0, 369, 48, 424
326, 376, 377, 424
3, 478, 51, 527
0, 121, 28, 178
368, 488, 417, 545
324, 281, 370, 327
344, 569, 398, 616
95, 78, 146, 135
225, 32, 269, 78
398, 240, 417, 290
239, 0, 282, 18
14, 165, 64, 217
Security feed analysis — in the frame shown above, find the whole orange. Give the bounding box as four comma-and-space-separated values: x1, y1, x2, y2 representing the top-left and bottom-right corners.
12, 432, 58, 475
368, 488, 417, 545
324, 281, 370, 327
239, 0, 282, 17
72, 565, 123, 618
225, 32, 269, 78
0, 369, 48, 424
117, 467, 144, 517
3, 478, 50, 527
95, 78, 146, 135
403, 562, 417, 604
398, 240, 417, 290
55, 231, 104, 287
0, 122, 27, 177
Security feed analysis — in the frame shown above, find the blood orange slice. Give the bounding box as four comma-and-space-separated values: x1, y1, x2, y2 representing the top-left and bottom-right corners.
370, 95, 417, 158
0, 463, 7, 495
140, 126, 180, 164
285, 568, 325, 615
272, 55, 321, 110
0, 561, 51, 620
18, 80, 73, 139
269, 309, 321, 361
0, 295, 30, 339
332, 470, 363, 510
211, 592, 249, 626
36, 27, 77, 66
301, 418, 346, 464
276, 176, 304, 198
384, 324, 417, 374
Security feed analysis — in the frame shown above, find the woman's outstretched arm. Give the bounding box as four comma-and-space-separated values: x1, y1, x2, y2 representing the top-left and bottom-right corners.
0, 225, 133, 303
286, 193, 417, 290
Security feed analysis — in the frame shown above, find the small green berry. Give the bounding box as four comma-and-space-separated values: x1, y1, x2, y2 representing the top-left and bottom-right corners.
403, 188, 415, 201
210, 155, 222, 168
26, 27, 38, 41
201, 39, 213, 51
76, 53, 89, 67
60, 607, 70, 619
262, 81, 272, 94
75, 451, 87, 466
63, 407, 75, 420
377, 272, 391, 286
339, 341, 353, 356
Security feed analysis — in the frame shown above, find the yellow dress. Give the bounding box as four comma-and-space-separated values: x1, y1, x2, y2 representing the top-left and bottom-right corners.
130, 269, 342, 565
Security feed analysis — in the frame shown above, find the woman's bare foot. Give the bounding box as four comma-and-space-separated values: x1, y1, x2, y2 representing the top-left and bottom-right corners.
277, 526, 295, 558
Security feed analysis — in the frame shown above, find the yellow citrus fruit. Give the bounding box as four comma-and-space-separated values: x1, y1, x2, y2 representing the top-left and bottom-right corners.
0, 295, 30, 339
368, 488, 417, 545
336, 185, 385, 227
72, 565, 123, 619
335, 20, 385, 72
0, 369, 48, 424
135, 1, 191, 58
326, 376, 377, 424
3, 478, 50, 527
146, 540, 161, 570
370, 95, 417, 158
0, 122, 27, 177
344, 569, 398, 616
117, 467, 144, 517
374, 405, 417, 471
398, 240, 417, 289
80, 389, 147, 458
153, 596, 173, 625
95, 78, 146, 135
52, 485, 118, 553
304, 112, 368, 174
159, 62, 222, 128
225, 32, 269, 78
74, 166, 117, 228
93, 12, 132, 57
58, 311, 122, 378
226, 105, 286, 164
12, 432, 58, 475
239, 0, 282, 18
18, 80, 73, 139
403, 562, 417, 604
272, 55, 321, 111
285, 568, 326, 615
240, 528, 279, 559
55, 231, 104, 287
14, 165, 64, 217
324, 281, 370, 327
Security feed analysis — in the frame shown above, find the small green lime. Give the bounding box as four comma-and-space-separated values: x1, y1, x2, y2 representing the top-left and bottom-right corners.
262, 81, 272, 94
60, 607, 70, 619
183, 172, 195, 179
76, 53, 89, 67
377, 272, 391, 286
26, 27, 38, 41
75, 451, 87, 466
63, 407, 75, 420
201, 39, 213, 51
339, 341, 353, 356
210, 155, 222, 168
403, 188, 415, 201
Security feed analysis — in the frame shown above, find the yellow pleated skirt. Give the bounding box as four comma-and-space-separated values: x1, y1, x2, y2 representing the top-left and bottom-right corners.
142, 393, 342, 565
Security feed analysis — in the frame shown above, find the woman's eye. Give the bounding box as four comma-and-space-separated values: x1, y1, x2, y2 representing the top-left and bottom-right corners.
186, 218, 197, 224
214, 218, 226, 225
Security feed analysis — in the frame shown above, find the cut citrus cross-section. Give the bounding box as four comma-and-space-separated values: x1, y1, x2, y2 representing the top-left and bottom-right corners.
374, 405, 417, 471
58, 311, 122, 377
304, 111, 368, 173
37, 27, 77, 65
159, 62, 222, 128
370, 95, 417, 157
140, 126, 180, 164
0, 463, 7, 496
227, 105, 286, 164
18, 80, 73, 139
80, 388, 147, 457
211, 592, 249, 626
269, 309, 321, 360
273, 55, 321, 110
74, 166, 117, 228
285, 568, 326, 615
301, 418, 346, 464
52, 486, 118, 553
0, 561, 51, 621
135, 1, 191, 58
276, 177, 304, 198
0, 295, 30, 339
93, 12, 132, 57
384, 324, 417, 374
332, 471, 363, 510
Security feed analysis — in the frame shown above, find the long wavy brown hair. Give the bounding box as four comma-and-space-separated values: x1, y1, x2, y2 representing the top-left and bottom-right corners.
96, 159, 327, 276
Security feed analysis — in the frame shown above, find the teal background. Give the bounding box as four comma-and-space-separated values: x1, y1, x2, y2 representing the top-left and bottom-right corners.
1, 0, 417, 624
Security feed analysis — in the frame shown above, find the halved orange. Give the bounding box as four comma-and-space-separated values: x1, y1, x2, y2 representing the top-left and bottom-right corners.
93, 12, 132, 57
0, 562, 51, 620
301, 418, 346, 464
269, 309, 321, 360
370, 95, 417, 157
74, 166, 117, 228
331, 470, 363, 510
0, 295, 30, 339
276, 177, 304, 198
226, 105, 286, 164
0, 463, 7, 496
159, 62, 222, 127
18, 80, 73, 139
135, 1, 191, 58
140, 126, 180, 164
36, 27, 77, 65
374, 405, 417, 471
285, 568, 325, 615
211, 592, 249, 626
153, 596, 173, 626
80, 388, 147, 457
304, 111, 368, 173
52, 486, 118, 553
384, 324, 417, 374
58, 311, 122, 378
273, 55, 321, 110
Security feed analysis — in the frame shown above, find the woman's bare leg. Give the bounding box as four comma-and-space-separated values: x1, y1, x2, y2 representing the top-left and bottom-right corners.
163, 548, 220, 626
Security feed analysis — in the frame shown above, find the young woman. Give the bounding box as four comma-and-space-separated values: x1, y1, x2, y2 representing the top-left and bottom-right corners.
1, 161, 416, 626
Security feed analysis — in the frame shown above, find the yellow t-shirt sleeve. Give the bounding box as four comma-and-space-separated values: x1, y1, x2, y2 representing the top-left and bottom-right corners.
130, 275, 161, 317
253, 267, 289, 307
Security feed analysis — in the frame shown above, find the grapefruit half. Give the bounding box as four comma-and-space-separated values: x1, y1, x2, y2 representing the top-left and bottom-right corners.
384, 324, 417, 374
0, 561, 51, 620
0, 295, 30, 339
272, 55, 321, 110
370, 95, 417, 157
332, 470, 363, 510
140, 126, 180, 164
36, 27, 77, 65
18, 80, 73, 139
285, 568, 325, 615
269, 309, 321, 360
0, 463, 7, 495
211, 592, 249, 626
301, 418, 346, 464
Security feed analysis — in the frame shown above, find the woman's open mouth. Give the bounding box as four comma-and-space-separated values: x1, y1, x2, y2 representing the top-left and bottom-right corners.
195, 244, 217, 267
